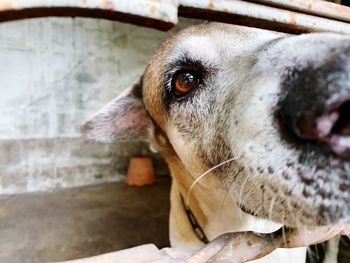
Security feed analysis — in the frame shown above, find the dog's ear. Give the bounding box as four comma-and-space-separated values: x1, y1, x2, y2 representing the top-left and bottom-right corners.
80, 78, 151, 142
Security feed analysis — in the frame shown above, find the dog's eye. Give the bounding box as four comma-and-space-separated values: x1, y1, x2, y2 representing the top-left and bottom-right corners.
172, 71, 201, 96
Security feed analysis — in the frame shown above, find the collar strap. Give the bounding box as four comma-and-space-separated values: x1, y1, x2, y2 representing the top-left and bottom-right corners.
180, 194, 209, 244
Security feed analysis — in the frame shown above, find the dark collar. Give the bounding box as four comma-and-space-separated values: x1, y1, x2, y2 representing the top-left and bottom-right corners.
179, 194, 209, 244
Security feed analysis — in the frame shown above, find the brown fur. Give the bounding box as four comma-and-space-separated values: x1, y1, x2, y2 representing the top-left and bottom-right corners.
81, 23, 350, 262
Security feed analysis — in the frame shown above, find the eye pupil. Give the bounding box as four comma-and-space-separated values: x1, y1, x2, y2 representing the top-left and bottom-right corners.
174, 72, 200, 95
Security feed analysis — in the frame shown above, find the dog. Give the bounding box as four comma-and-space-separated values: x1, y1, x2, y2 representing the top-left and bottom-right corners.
81, 23, 350, 262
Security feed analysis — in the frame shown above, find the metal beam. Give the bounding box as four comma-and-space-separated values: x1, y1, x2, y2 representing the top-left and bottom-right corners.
1, 0, 350, 34
0, 0, 178, 31
179, 0, 350, 34
253, 0, 350, 22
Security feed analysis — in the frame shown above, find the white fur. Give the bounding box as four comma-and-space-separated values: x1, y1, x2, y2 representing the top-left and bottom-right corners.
83, 23, 350, 262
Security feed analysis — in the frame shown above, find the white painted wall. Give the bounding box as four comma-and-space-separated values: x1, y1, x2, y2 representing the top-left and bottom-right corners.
0, 17, 181, 139
0, 17, 199, 194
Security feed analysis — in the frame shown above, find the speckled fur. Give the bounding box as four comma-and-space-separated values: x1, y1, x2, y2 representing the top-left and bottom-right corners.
82, 23, 350, 262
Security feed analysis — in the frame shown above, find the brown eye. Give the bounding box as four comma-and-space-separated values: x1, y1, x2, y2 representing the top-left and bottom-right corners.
173, 72, 200, 96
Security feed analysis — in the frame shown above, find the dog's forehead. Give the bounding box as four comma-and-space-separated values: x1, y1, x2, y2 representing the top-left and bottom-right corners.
167, 25, 247, 64
168, 34, 221, 64
165, 23, 285, 64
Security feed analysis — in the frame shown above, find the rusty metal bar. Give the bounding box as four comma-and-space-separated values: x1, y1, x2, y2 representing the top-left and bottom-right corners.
179, 0, 350, 34
0, 0, 178, 31
253, 0, 350, 23
1, 0, 350, 34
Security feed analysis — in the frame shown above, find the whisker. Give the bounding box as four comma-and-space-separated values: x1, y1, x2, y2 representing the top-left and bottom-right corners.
218, 177, 236, 218
218, 167, 244, 218
285, 199, 300, 228
281, 211, 287, 248
237, 187, 255, 220
186, 155, 241, 207
238, 175, 249, 210
306, 245, 317, 263
253, 204, 263, 216
268, 196, 276, 221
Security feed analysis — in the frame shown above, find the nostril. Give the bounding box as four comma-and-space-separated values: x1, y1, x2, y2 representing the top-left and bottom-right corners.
300, 100, 350, 159
280, 98, 350, 159
300, 100, 350, 140
331, 101, 350, 136
327, 101, 350, 159
294, 111, 339, 141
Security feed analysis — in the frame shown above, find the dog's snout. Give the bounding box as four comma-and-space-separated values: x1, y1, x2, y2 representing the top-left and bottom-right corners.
278, 50, 350, 159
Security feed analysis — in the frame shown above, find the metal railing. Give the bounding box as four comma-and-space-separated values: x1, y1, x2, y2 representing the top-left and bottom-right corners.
0, 0, 350, 33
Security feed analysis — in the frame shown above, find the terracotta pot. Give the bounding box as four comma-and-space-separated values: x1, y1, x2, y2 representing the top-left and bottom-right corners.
126, 156, 156, 186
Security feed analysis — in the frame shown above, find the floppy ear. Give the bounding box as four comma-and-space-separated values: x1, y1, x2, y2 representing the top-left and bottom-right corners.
80, 79, 151, 142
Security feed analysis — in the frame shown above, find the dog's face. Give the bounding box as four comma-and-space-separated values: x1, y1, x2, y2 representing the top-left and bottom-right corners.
82, 23, 350, 228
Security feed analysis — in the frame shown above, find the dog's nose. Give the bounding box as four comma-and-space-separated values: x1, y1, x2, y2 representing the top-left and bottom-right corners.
278, 50, 350, 159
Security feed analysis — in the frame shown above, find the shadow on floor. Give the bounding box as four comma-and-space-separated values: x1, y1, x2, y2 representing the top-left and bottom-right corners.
0, 177, 171, 263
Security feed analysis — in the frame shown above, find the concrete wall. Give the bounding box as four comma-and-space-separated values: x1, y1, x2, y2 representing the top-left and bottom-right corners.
0, 17, 198, 194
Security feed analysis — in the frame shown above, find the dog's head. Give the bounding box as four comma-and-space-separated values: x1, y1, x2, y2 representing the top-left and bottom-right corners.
81, 23, 350, 228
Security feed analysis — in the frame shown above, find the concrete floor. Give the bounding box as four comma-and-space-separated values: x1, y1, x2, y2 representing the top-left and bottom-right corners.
0, 177, 171, 263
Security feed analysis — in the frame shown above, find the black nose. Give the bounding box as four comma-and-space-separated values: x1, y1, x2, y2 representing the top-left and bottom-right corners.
278, 54, 350, 159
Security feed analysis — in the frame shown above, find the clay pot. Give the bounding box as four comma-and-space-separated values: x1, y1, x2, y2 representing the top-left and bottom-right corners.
126, 156, 156, 186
